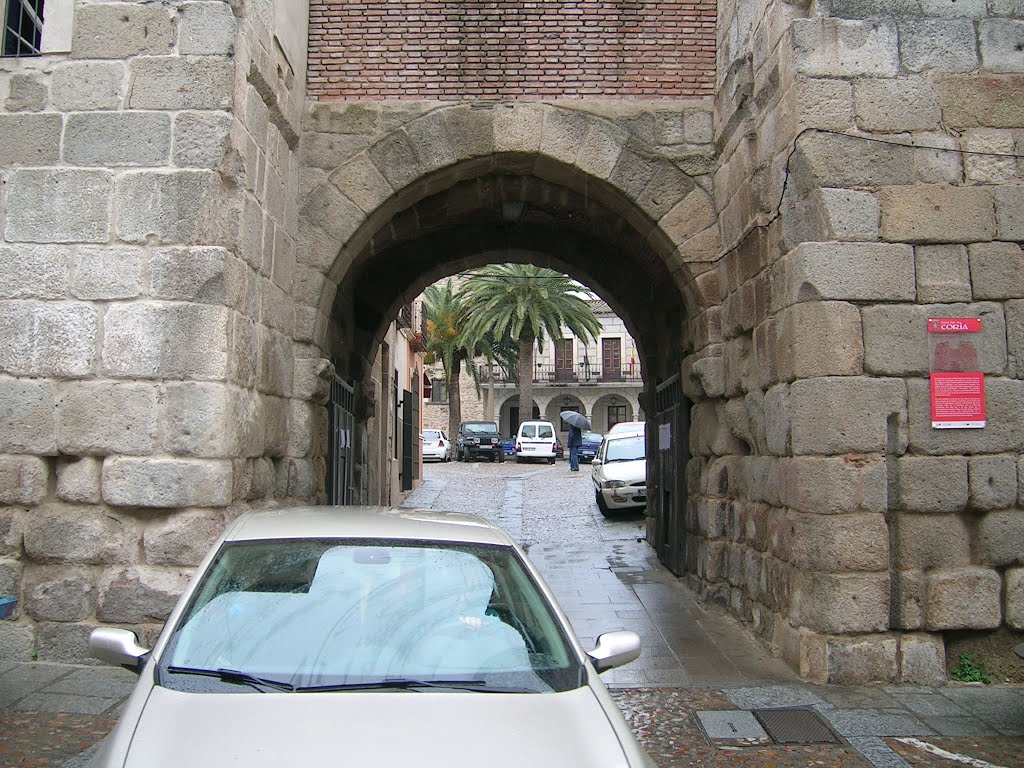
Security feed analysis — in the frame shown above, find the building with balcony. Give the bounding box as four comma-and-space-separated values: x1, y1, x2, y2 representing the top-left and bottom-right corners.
422, 300, 643, 440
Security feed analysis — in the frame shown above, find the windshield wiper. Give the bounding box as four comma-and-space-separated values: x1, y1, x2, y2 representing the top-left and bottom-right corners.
606, 457, 643, 463
294, 678, 529, 693
164, 665, 296, 692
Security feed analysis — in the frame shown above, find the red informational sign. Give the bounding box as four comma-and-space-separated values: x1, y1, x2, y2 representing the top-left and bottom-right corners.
927, 318, 982, 334
930, 372, 986, 429
928, 318, 985, 429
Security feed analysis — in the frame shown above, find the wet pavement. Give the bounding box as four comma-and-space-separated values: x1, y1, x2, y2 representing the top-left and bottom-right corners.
408, 460, 803, 686
0, 661, 126, 767
403, 460, 1024, 767
1, 458, 1022, 767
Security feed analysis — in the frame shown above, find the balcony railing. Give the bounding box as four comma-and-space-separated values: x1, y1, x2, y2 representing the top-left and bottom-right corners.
478, 363, 641, 384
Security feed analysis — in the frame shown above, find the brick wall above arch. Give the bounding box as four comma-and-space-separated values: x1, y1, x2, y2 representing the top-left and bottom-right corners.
307, 1, 717, 100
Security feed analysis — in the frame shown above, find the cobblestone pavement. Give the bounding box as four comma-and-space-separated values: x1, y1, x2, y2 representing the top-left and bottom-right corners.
0, 661, 128, 767
2, 459, 1021, 767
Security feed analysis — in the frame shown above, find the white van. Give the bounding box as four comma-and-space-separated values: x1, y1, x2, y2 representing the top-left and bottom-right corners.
515, 420, 557, 464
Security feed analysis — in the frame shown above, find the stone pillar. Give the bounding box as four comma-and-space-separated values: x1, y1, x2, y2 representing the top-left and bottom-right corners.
0, 0, 316, 662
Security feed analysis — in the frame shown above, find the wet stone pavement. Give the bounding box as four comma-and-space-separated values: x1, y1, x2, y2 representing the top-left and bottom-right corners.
0, 661, 129, 767
1, 458, 1022, 767
404, 460, 1024, 768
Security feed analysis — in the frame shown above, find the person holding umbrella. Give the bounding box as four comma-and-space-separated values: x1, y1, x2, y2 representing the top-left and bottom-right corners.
560, 411, 591, 472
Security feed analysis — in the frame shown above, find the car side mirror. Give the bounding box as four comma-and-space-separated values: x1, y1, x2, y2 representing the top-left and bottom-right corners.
592, 458, 602, 466
587, 630, 641, 673
89, 627, 151, 674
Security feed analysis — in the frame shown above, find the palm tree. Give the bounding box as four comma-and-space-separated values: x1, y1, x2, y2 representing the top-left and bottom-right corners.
460, 264, 602, 430
422, 280, 473, 440
474, 330, 519, 423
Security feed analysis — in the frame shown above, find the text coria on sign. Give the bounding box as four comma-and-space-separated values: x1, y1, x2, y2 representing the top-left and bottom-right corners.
927, 318, 982, 333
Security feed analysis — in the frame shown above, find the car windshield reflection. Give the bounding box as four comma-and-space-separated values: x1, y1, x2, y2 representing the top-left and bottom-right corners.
159, 539, 583, 694
604, 435, 645, 463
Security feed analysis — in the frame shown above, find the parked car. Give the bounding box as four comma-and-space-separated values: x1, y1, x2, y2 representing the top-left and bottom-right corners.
502, 436, 516, 457
456, 421, 505, 462
554, 439, 564, 459
591, 428, 646, 517
515, 420, 557, 464
421, 429, 451, 462
578, 431, 602, 463
87, 506, 652, 768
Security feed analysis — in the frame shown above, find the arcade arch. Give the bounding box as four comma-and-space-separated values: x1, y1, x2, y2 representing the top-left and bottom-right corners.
491, 392, 644, 437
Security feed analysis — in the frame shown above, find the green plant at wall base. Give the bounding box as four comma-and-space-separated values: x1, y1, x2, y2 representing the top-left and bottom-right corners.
949, 653, 991, 684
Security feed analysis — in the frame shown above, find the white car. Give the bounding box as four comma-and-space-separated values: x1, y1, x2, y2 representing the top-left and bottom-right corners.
515, 420, 557, 464
86, 506, 653, 768
591, 429, 647, 517
421, 429, 451, 462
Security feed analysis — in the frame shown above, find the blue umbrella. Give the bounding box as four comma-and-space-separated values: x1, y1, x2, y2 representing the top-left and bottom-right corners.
560, 411, 591, 431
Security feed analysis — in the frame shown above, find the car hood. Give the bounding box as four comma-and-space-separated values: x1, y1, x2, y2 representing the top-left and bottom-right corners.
122, 685, 637, 768
595, 459, 646, 484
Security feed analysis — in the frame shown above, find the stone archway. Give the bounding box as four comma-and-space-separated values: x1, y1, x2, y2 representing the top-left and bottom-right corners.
294, 99, 720, 575
296, 102, 719, 372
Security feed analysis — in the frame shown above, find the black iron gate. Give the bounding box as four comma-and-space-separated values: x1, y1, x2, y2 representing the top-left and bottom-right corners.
328, 375, 355, 505
412, 374, 421, 482
653, 374, 689, 576
401, 389, 414, 491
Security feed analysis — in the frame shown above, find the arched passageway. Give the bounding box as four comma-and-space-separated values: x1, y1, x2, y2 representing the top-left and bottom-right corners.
3, 1, 1019, 684
296, 101, 720, 574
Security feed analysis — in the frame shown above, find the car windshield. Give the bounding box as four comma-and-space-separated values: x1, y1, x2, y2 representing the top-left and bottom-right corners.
464, 424, 497, 435
604, 435, 645, 463
423, 430, 443, 440
159, 539, 583, 694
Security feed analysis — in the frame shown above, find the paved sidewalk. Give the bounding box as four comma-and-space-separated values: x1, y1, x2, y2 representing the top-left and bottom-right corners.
0, 660, 132, 767
2, 659, 1023, 768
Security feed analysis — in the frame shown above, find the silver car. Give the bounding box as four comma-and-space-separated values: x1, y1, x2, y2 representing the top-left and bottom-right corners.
88, 506, 653, 768
591, 429, 647, 517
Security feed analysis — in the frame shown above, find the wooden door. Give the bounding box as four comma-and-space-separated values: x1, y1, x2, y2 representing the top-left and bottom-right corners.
554, 338, 574, 381
601, 338, 622, 381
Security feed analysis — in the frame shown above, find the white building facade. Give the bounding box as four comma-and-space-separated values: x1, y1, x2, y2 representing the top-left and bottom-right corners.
422, 300, 643, 439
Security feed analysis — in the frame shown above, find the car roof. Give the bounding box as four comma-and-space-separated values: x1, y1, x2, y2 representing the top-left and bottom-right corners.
221, 506, 514, 547
605, 428, 645, 440
607, 421, 644, 432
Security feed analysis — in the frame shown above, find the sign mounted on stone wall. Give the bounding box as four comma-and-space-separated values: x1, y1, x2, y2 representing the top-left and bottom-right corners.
928, 318, 985, 429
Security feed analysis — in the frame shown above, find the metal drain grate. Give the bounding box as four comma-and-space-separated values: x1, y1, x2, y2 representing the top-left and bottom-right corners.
752, 708, 842, 745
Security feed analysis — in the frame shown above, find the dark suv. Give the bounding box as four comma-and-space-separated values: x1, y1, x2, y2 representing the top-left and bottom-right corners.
455, 421, 505, 462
